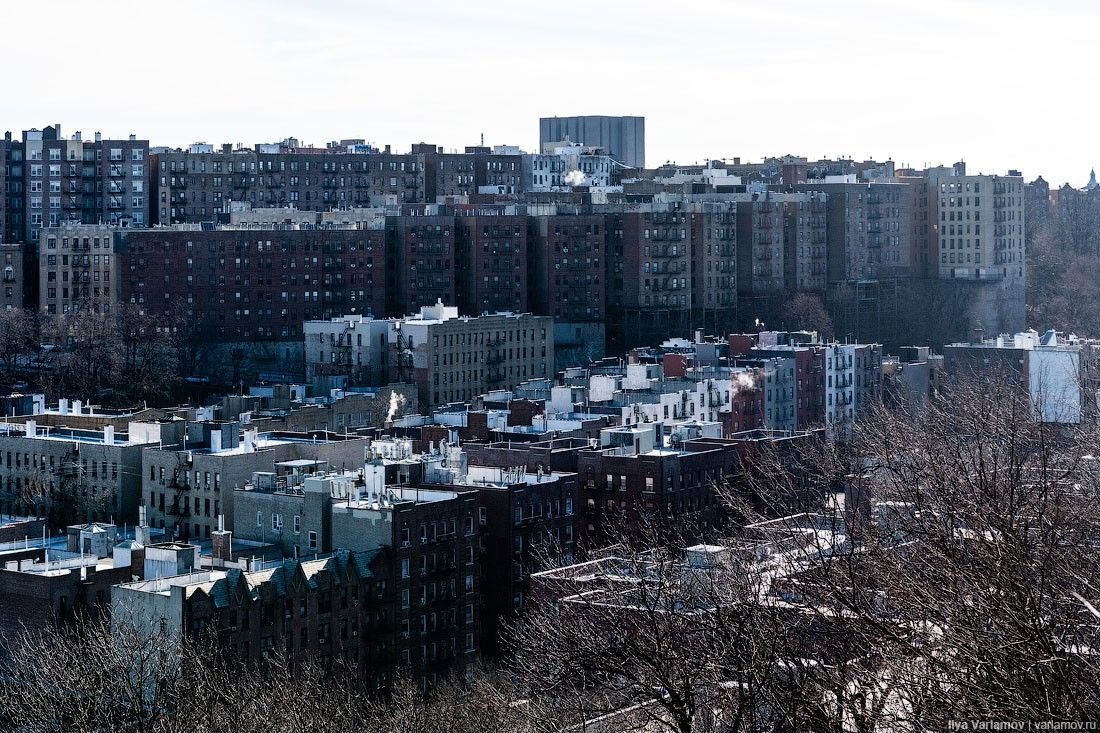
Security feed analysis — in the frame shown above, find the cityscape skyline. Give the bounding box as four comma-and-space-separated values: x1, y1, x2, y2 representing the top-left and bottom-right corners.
1, 0, 1095, 187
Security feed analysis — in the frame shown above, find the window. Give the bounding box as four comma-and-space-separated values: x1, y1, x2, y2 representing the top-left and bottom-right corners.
293, 515, 302, 534
308, 531, 318, 550
271, 513, 282, 531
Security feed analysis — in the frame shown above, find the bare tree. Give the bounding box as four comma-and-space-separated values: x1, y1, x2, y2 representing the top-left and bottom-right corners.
781, 293, 834, 341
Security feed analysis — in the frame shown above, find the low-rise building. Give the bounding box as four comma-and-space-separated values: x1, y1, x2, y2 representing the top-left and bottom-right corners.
303, 314, 391, 386
141, 421, 372, 540
389, 301, 553, 409
0, 416, 156, 527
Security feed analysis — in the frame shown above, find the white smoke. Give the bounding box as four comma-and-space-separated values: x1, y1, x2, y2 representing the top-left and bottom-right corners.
730, 371, 759, 396
564, 170, 587, 187
386, 391, 406, 423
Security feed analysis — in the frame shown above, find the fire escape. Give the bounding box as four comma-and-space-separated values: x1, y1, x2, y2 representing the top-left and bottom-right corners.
167, 457, 193, 540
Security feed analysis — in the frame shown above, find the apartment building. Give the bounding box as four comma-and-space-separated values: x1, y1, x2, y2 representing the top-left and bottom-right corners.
455, 206, 529, 315
925, 165, 1025, 283
151, 142, 426, 225
793, 181, 912, 283
782, 192, 828, 291
303, 314, 391, 385
0, 416, 155, 527
0, 242, 23, 309
527, 209, 605, 323
230, 453, 481, 682
736, 192, 786, 295
113, 546, 475, 690
38, 223, 121, 316
385, 208, 457, 316
689, 201, 738, 334
421, 455, 578, 655
117, 225, 386, 341
389, 302, 553, 409
575, 424, 738, 542
141, 421, 372, 540
4, 125, 149, 244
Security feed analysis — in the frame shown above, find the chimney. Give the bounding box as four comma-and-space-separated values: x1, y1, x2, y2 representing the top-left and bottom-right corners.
103, 425, 115, 445
211, 515, 233, 562
129, 134, 136, 141
24, 419, 35, 437
58, 398, 69, 415
973, 326, 984, 344
73, 399, 83, 414
135, 505, 152, 546
94, 132, 101, 143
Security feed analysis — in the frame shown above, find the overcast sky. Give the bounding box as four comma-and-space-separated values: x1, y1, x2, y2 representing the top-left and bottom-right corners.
1, 0, 1092, 186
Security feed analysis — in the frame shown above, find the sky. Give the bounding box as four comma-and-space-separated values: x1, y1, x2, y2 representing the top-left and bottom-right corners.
1, 0, 1094, 186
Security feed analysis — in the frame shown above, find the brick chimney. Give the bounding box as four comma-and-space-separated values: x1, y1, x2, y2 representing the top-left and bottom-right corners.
211, 515, 233, 562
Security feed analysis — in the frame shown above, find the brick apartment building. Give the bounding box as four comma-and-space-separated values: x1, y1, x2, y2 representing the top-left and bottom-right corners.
151, 143, 427, 225
117, 225, 386, 341
38, 223, 122, 316
455, 206, 529, 315
527, 209, 605, 323
576, 424, 738, 542
0, 523, 133, 639
424, 461, 578, 655
793, 181, 913, 284
0, 241, 23, 309
689, 202, 738, 335
228, 459, 482, 683
605, 202, 693, 347
385, 209, 457, 316
113, 546, 478, 689
0, 417, 156, 527
1, 125, 149, 245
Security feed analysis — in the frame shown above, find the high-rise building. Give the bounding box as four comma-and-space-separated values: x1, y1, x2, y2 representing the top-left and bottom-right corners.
539, 116, 645, 169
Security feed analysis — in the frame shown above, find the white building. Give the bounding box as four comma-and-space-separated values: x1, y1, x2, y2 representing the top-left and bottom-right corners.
825, 344, 856, 438
525, 142, 618, 192
303, 314, 390, 385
